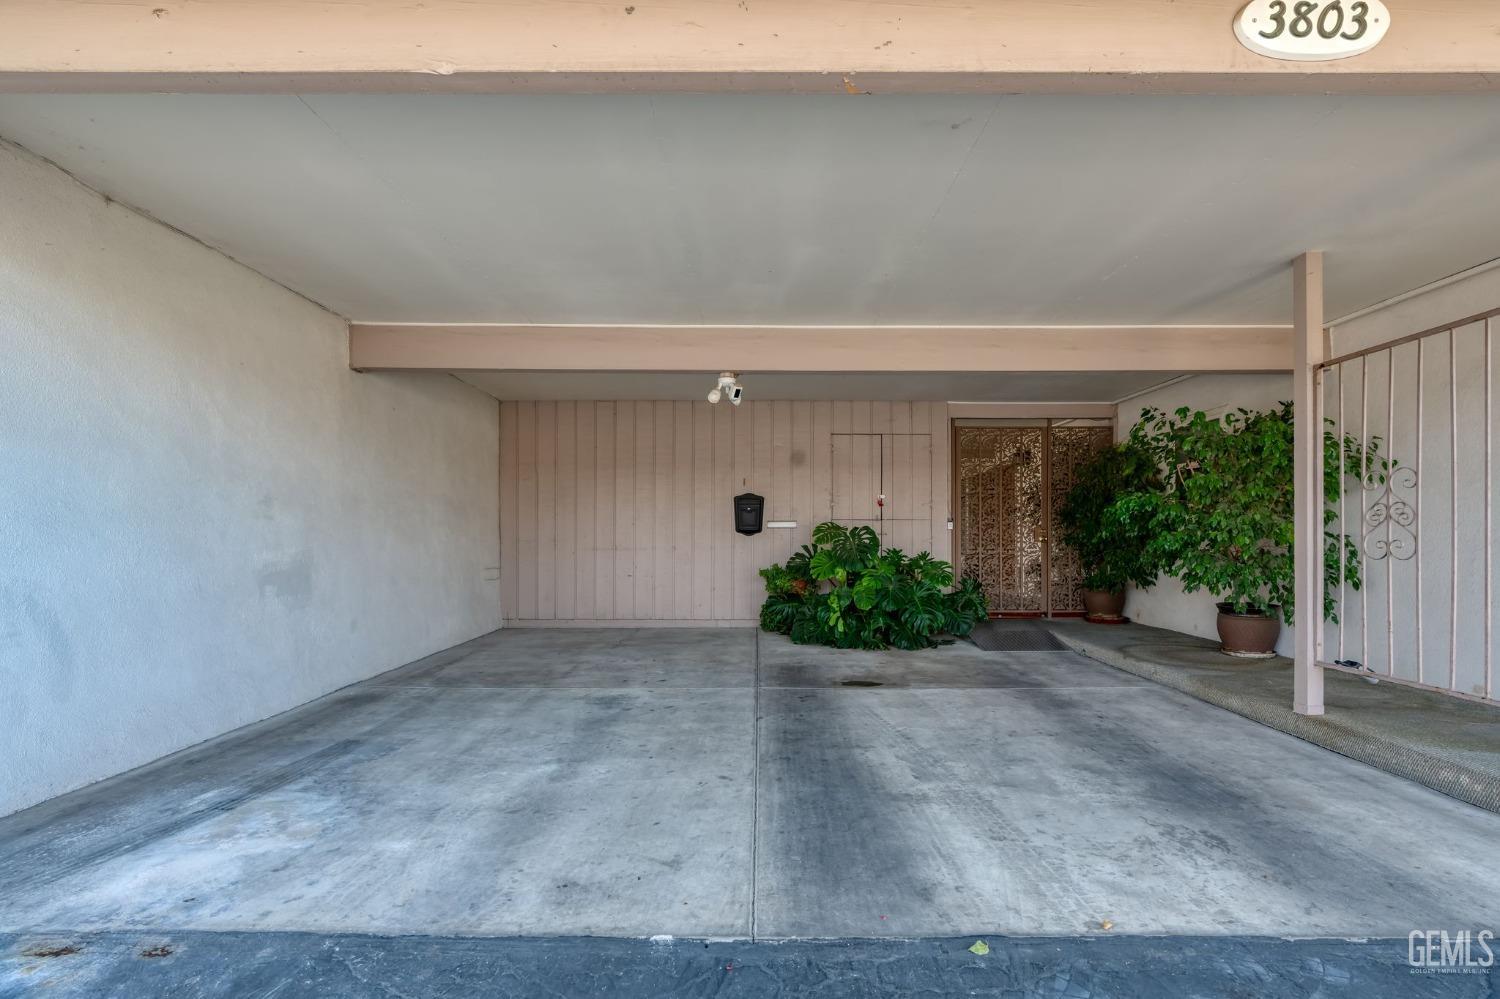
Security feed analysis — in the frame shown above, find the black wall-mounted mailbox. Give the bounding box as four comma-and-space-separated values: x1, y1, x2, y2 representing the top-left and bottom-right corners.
734, 493, 765, 536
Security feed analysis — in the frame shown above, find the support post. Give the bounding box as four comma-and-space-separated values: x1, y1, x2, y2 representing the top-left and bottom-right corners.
1293, 252, 1326, 716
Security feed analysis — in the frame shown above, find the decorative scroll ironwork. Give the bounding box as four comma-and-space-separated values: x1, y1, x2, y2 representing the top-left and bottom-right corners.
1362, 464, 1417, 561
1315, 306, 1500, 705
1048, 427, 1115, 613
957, 425, 1111, 614
958, 428, 1043, 612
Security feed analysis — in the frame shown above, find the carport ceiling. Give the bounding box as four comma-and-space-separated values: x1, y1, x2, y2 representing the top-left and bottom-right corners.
1, 93, 1498, 326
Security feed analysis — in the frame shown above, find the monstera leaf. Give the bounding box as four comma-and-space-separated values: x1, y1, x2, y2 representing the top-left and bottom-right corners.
811, 522, 879, 571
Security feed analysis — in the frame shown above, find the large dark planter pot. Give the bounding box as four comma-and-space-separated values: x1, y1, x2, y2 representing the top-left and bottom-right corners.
1082, 589, 1127, 622
1216, 603, 1281, 658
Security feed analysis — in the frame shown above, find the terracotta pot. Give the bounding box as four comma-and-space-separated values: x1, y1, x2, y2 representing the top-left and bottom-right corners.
1082, 589, 1127, 622
1215, 603, 1281, 658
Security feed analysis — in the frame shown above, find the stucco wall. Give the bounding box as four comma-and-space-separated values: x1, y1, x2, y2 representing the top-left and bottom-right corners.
0, 140, 502, 817
1115, 373, 1296, 656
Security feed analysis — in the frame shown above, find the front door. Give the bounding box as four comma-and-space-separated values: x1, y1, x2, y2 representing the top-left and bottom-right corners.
955, 421, 1112, 616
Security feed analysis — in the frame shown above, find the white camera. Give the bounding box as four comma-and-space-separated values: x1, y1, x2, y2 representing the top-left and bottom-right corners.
708, 373, 744, 406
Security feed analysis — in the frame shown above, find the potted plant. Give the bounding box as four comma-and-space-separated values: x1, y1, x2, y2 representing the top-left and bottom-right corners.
1120, 403, 1369, 657
1056, 441, 1162, 622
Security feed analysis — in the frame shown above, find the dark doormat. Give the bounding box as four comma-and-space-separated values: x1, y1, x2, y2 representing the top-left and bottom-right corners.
967, 619, 1068, 652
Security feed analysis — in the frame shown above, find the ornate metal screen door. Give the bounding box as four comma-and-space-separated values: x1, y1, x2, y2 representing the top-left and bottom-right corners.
956, 422, 1113, 616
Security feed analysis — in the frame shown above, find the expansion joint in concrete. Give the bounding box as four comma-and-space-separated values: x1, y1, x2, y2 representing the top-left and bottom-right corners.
751, 625, 761, 942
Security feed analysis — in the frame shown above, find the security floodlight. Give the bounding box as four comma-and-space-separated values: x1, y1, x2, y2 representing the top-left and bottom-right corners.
708, 373, 743, 405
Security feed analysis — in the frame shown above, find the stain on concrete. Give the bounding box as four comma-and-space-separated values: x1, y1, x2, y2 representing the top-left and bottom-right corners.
755, 641, 1500, 937
0, 740, 365, 896
19, 943, 80, 959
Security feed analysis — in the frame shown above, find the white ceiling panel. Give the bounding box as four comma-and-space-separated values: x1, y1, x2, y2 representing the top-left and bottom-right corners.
1, 93, 1497, 326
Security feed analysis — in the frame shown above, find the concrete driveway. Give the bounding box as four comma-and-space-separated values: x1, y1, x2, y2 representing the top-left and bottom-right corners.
2, 627, 1499, 944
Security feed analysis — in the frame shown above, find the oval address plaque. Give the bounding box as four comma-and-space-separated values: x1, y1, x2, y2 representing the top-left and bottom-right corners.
1235, 0, 1391, 61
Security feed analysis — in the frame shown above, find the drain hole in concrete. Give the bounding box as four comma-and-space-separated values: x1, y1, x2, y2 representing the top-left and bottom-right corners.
840, 679, 883, 687
22, 945, 80, 959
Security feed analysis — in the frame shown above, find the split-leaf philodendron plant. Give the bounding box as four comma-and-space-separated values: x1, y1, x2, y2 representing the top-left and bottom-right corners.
758, 522, 987, 650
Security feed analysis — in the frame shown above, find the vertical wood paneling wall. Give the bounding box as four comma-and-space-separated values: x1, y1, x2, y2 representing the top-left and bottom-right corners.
500, 400, 951, 625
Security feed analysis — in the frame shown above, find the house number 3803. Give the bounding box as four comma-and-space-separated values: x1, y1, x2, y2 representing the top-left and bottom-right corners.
1234, 0, 1390, 61
1259, 1, 1369, 41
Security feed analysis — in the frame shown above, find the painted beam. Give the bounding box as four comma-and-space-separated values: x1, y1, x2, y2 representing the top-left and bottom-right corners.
349, 324, 1294, 373
3, 0, 1498, 95
948, 403, 1117, 419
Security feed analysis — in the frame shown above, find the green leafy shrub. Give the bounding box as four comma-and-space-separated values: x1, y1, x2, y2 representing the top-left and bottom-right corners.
758, 522, 987, 650
1056, 440, 1164, 592
1118, 402, 1376, 625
